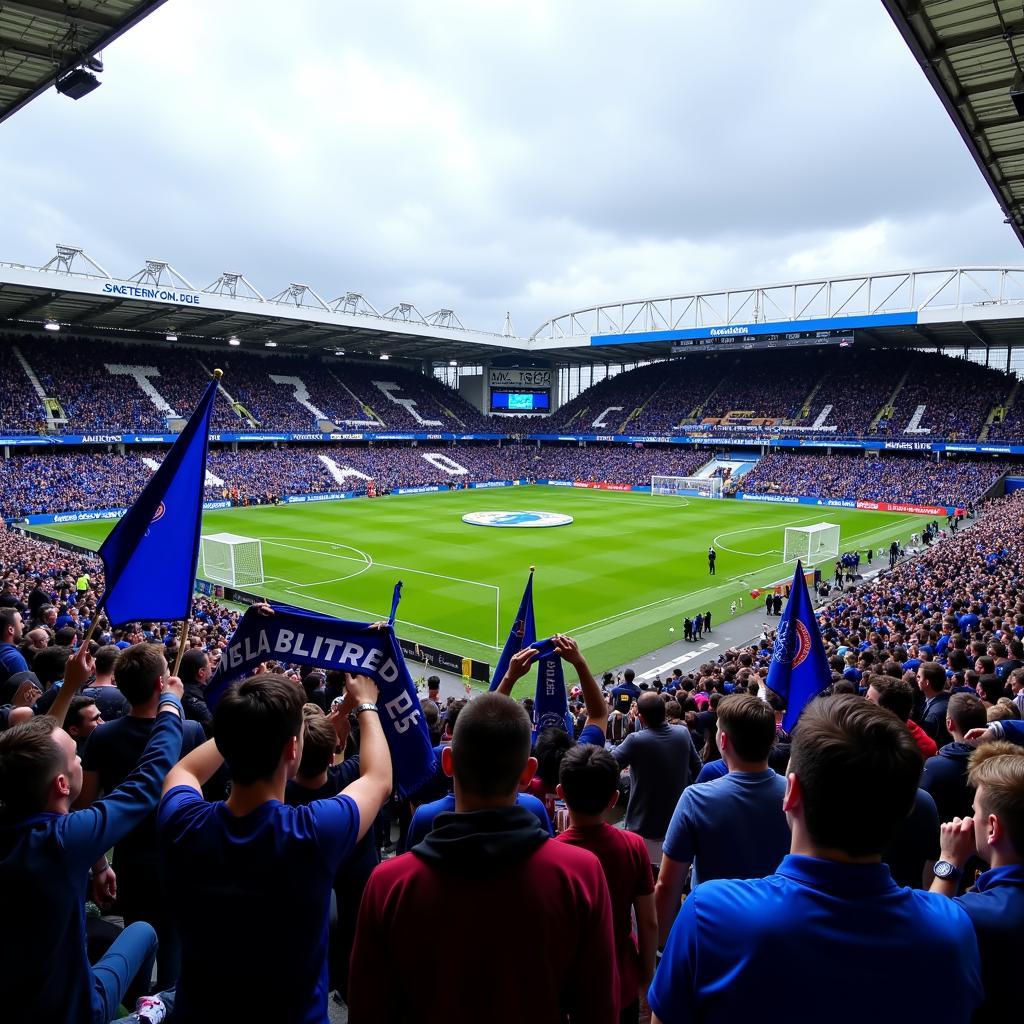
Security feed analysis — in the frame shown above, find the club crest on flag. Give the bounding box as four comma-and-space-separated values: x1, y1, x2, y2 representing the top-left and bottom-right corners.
772, 618, 812, 669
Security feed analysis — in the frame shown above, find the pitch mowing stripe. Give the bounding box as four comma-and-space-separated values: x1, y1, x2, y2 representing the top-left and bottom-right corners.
24, 488, 923, 673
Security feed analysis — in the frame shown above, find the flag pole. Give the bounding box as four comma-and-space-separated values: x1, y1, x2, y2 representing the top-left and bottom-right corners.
172, 617, 191, 677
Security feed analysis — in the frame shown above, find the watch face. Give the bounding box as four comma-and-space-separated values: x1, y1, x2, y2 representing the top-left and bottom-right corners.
934, 861, 954, 878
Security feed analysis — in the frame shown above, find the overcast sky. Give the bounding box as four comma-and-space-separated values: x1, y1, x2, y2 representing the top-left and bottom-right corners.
2, 0, 1021, 335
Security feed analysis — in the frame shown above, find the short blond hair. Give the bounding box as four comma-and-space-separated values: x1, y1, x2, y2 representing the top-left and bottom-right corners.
968, 742, 1024, 855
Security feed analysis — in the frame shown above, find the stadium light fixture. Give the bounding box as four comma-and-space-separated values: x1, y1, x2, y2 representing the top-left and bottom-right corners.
1012, 70, 1024, 119
380, 353, 390, 360
228, 336, 241, 346
449, 359, 458, 366
43, 320, 60, 332
165, 333, 177, 342
264, 340, 278, 348
333, 348, 346, 356
55, 66, 101, 101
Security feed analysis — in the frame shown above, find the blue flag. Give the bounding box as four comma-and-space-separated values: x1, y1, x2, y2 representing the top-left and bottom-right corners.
98, 376, 218, 626
766, 560, 832, 732
206, 600, 434, 797
490, 571, 537, 690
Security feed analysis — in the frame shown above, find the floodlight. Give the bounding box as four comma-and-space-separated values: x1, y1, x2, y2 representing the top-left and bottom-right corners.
165, 333, 177, 342
43, 320, 60, 331
380, 353, 390, 360
265, 340, 278, 348
56, 67, 101, 101
228, 337, 241, 346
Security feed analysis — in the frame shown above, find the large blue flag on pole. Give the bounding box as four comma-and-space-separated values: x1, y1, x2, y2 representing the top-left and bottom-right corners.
766, 560, 832, 732
97, 374, 219, 626
489, 570, 537, 690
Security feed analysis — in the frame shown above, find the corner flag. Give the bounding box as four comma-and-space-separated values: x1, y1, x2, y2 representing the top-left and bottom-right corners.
490, 570, 536, 690
98, 375, 219, 625
766, 560, 831, 732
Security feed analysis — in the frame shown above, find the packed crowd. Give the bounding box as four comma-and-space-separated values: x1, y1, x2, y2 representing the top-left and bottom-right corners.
2, 333, 1020, 444
2, 335, 489, 435
1, 488, 1023, 1021
737, 452, 1011, 507
2, 443, 1012, 520
547, 346, 1014, 441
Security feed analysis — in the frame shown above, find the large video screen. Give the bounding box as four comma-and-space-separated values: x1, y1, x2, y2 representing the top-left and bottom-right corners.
490, 390, 550, 412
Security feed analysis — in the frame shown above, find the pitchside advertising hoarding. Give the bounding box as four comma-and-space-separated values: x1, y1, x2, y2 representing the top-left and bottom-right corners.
734, 492, 963, 516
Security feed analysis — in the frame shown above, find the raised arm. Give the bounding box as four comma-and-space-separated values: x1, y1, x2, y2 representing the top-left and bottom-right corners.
495, 646, 538, 696
554, 634, 607, 736
339, 673, 392, 841
63, 685, 184, 864
45, 643, 94, 728
162, 736, 224, 795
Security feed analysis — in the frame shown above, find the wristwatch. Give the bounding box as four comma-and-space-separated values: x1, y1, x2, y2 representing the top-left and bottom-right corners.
933, 860, 963, 880
355, 702, 379, 716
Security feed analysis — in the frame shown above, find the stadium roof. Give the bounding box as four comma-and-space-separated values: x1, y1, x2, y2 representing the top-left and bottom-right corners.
0, 245, 530, 364
6, 249, 1024, 366
0, 1, 167, 124
885, 0, 1024, 248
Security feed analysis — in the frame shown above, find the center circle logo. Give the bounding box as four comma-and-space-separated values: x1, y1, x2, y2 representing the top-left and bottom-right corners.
462, 510, 575, 529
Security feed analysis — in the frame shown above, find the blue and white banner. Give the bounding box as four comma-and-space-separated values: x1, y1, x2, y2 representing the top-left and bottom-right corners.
207, 600, 434, 797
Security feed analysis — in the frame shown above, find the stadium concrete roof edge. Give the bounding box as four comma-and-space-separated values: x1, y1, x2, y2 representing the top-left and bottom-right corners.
883, 0, 1024, 248
0, 0, 169, 125
6, 256, 1024, 364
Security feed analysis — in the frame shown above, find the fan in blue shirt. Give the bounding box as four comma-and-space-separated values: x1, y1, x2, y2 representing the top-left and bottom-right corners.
156, 671, 393, 1024
0, 646, 185, 1024
928, 740, 1024, 1022
650, 696, 982, 1024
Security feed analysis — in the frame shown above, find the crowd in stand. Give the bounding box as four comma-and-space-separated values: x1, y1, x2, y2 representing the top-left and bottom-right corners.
3, 333, 1020, 444
1, 443, 1013, 520
737, 452, 1011, 507
3, 335, 488, 435
1, 487, 1023, 1021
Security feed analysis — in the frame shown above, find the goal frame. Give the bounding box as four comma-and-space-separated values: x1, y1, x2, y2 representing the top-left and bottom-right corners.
201, 532, 265, 588
783, 522, 840, 567
651, 475, 723, 499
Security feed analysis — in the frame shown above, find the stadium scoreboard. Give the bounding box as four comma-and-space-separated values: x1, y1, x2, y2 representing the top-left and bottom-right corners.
671, 328, 855, 352
488, 367, 552, 414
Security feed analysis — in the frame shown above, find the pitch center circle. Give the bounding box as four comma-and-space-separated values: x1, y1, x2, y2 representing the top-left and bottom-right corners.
462, 510, 574, 528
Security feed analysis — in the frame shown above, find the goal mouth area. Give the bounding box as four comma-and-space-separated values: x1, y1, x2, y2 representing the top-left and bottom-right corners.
782, 522, 840, 566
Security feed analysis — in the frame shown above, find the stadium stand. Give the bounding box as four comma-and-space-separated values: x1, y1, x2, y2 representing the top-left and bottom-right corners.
1, 445, 1015, 520
737, 453, 1012, 508
2, 335, 489, 434
546, 348, 1014, 441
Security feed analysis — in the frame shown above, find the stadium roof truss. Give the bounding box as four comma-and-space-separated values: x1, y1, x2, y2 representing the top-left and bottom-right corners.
0, 0, 167, 124
530, 267, 1024, 360
885, 0, 1024, 247
0, 244, 531, 364
6, 249, 1024, 366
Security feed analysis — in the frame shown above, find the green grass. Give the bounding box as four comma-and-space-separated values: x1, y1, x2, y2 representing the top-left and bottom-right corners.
29, 486, 917, 676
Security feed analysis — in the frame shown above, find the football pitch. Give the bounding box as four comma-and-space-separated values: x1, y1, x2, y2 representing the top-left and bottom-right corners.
29, 486, 917, 675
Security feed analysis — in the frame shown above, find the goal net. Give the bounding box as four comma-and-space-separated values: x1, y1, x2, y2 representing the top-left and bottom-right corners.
201, 532, 265, 587
651, 475, 723, 499
783, 522, 840, 566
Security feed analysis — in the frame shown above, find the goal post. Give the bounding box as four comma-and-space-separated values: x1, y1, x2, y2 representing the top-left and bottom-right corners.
201, 532, 265, 587
651, 475, 723, 499
783, 522, 840, 566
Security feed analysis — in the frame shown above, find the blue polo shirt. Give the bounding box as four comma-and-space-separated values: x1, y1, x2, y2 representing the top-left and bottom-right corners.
662, 769, 790, 885
649, 855, 983, 1024
955, 864, 1024, 1020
